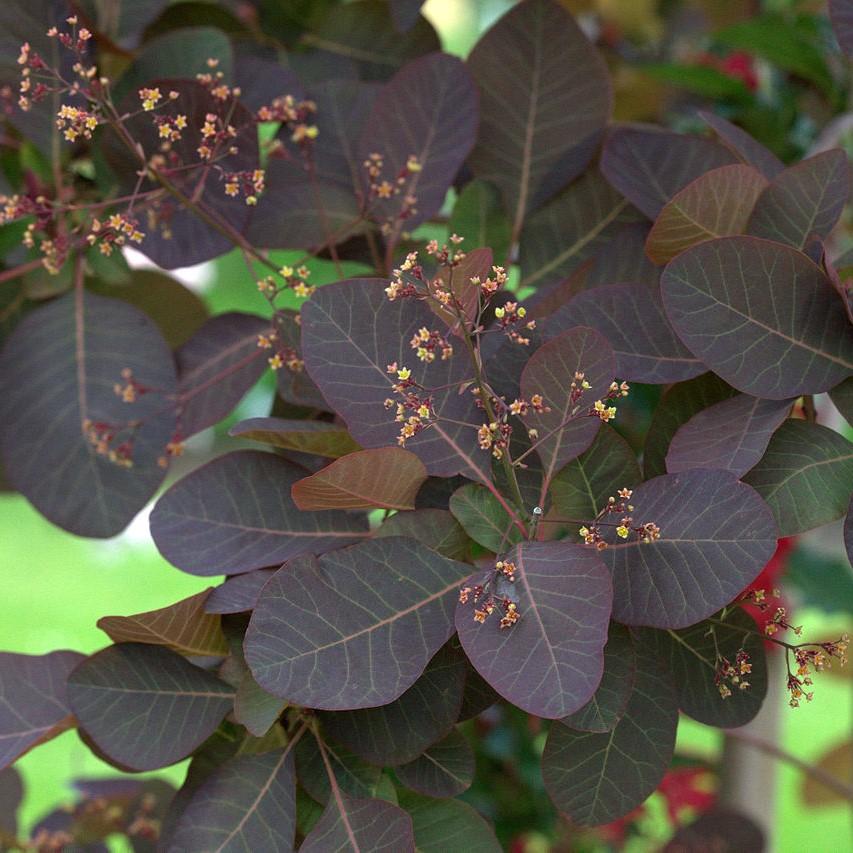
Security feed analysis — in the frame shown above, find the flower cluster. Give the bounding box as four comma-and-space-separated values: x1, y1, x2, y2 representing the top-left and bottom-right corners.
196, 58, 235, 102
257, 330, 303, 372
87, 213, 145, 255
494, 300, 536, 345
425, 234, 466, 267
112, 368, 151, 403
578, 488, 661, 550
157, 433, 187, 469
459, 559, 521, 629
786, 636, 849, 707
197, 112, 239, 162
56, 104, 99, 142
410, 327, 453, 363
589, 381, 630, 423
154, 112, 188, 143
223, 169, 266, 205
83, 419, 134, 468
257, 94, 318, 146
257, 264, 314, 302
384, 364, 435, 447
363, 152, 421, 232
714, 648, 752, 698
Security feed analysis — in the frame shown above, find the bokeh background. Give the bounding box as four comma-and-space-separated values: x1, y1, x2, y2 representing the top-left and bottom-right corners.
2, 0, 852, 850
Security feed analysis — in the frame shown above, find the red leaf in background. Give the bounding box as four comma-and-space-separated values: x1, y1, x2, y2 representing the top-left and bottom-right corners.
720, 52, 759, 91
657, 766, 716, 824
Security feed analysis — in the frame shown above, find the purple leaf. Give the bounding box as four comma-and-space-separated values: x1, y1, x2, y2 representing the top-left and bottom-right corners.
645, 164, 768, 264
205, 569, 276, 614
319, 642, 466, 765
600, 469, 778, 628
643, 608, 768, 728
665, 808, 765, 853
175, 313, 271, 438
359, 53, 477, 235
542, 641, 677, 826
398, 790, 501, 852
301, 791, 414, 853
550, 285, 704, 383
585, 221, 660, 289
643, 373, 737, 479
0, 766, 22, 837
747, 150, 851, 250
698, 111, 784, 179
743, 420, 853, 536
601, 126, 737, 219
229, 417, 361, 458
295, 736, 381, 804
244, 538, 471, 709
559, 622, 635, 733
666, 394, 793, 477
521, 326, 616, 497
845, 496, 852, 568
519, 171, 639, 291
150, 451, 369, 576
455, 541, 612, 719
103, 79, 258, 268
167, 746, 297, 851
467, 0, 611, 228
831, 0, 853, 55
67, 644, 233, 771
394, 728, 474, 797
661, 236, 853, 398
0, 291, 176, 537
0, 650, 83, 770
301, 278, 492, 482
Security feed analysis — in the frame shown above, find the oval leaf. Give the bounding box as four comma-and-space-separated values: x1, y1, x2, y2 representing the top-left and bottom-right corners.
542, 641, 678, 826
97, 589, 227, 657
374, 509, 470, 560
666, 395, 793, 477
67, 644, 233, 771
646, 165, 767, 264
449, 483, 523, 553
559, 622, 635, 733
0, 291, 176, 537
205, 570, 276, 615
747, 150, 851, 250
743, 420, 853, 536
167, 746, 297, 852
551, 285, 704, 383
394, 728, 474, 797
359, 53, 477, 236
291, 447, 427, 511
301, 791, 414, 853
521, 326, 615, 494
229, 417, 361, 458
0, 651, 83, 770
601, 127, 737, 219
698, 111, 784, 179
244, 538, 471, 709
643, 608, 768, 728
174, 313, 270, 438
600, 469, 778, 628
398, 790, 501, 853
662, 236, 853, 398
467, 0, 611, 227
320, 643, 466, 766
455, 541, 612, 719
150, 450, 368, 576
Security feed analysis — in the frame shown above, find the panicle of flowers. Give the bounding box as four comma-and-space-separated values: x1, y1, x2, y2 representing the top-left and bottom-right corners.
385, 251, 425, 301
714, 648, 752, 698
384, 363, 435, 447
425, 234, 467, 267
196, 58, 238, 102
56, 103, 99, 142
493, 300, 536, 345
410, 326, 453, 363
112, 368, 152, 403
458, 559, 521, 629
157, 432, 187, 469
196, 111, 238, 162
578, 488, 661, 550
222, 168, 265, 205
153, 111, 188, 143
257, 94, 318, 147
87, 212, 145, 255
589, 380, 630, 423
362, 152, 421, 232
785, 635, 848, 707
83, 419, 134, 468
257, 264, 314, 302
